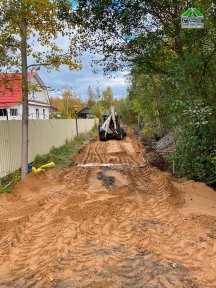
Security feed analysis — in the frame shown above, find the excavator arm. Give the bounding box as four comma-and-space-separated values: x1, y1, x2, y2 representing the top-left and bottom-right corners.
99, 106, 125, 140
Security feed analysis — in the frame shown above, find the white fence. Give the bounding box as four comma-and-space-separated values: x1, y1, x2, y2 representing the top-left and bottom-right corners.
0, 119, 96, 178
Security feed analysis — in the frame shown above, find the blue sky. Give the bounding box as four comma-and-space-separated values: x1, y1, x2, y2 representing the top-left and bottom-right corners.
39, 52, 129, 101
26, 6, 130, 102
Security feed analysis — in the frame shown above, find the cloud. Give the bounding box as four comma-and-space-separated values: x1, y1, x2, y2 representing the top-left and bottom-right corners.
39, 51, 129, 100
27, 29, 129, 100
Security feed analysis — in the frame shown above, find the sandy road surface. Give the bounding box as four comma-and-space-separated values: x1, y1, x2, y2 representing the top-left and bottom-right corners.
0, 130, 216, 288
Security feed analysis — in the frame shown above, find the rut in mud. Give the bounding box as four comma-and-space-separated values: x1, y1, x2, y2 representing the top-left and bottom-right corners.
0, 129, 216, 288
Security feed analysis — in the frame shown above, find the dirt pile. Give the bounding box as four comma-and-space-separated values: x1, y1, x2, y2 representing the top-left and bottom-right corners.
0, 130, 215, 288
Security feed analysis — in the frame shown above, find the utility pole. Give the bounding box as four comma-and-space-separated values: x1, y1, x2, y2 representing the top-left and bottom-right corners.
74, 106, 78, 137
21, 15, 29, 179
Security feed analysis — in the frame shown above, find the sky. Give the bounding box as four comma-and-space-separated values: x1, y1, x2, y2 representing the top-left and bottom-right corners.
27, 13, 130, 101
38, 52, 129, 101
3, 1, 130, 102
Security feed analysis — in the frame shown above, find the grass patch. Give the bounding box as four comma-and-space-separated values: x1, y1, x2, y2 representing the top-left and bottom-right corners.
33, 130, 95, 168
0, 170, 21, 194
0, 129, 96, 194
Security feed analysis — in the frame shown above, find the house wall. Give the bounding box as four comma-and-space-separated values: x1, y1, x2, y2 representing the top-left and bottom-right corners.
0, 116, 7, 121
0, 73, 50, 121
0, 105, 22, 121
28, 76, 49, 103
29, 105, 49, 120
0, 104, 49, 121
0, 118, 97, 178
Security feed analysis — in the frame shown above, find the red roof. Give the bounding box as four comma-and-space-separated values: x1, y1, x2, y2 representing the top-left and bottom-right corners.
0, 73, 35, 107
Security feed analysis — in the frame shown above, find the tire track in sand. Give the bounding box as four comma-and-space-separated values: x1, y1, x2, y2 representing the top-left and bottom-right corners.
129, 167, 216, 286
0, 132, 215, 287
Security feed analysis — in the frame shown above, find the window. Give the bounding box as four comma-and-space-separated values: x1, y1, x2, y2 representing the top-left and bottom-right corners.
10, 108, 18, 116
36, 109, 39, 119
0, 109, 7, 117
43, 109, 46, 119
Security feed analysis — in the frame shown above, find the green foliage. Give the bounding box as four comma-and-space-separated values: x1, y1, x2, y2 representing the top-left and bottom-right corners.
73, 0, 216, 186
115, 97, 137, 126
88, 86, 117, 121
101, 86, 114, 110
0, 0, 79, 72
0, 170, 21, 194
33, 130, 96, 168
89, 102, 104, 119
169, 102, 216, 187
142, 126, 156, 141
0, 0, 80, 178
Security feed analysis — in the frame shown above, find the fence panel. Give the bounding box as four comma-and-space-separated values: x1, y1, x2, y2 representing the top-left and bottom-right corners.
0, 119, 96, 178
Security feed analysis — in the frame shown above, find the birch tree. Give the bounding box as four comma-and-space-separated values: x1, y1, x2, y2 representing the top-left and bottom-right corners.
0, 0, 78, 178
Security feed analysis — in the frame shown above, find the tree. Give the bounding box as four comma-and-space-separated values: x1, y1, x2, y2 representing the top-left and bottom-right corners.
73, 1, 215, 73
62, 88, 83, 118
101, 86, 114, 110
87, 86, 96, 108
50, 88, 83, 119
115, 97, 137, 126
0, 0, 78, 178
62, 88, 74, 118
95, 86, 101, 103
89, 86, 119, 119
49, 96, 64, 118
89, 102, 104, 119
71, 1, 216, 186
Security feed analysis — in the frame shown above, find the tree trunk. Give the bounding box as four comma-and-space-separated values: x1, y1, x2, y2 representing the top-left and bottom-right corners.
21, 19, 28, 179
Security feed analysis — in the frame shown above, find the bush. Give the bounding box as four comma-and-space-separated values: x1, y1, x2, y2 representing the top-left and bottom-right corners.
169, 102, 216, 187
141, 125, 156, 140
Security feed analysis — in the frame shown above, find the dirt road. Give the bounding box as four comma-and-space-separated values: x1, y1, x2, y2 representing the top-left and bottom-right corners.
0, 130, 216, 288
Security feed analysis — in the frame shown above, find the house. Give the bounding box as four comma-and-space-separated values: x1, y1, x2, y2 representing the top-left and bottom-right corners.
0, 72, 50, 120
49, 105, 61, 118
78, 107, 90, 119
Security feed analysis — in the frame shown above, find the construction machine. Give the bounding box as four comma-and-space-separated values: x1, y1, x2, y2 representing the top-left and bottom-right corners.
99, 106, 126, 141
